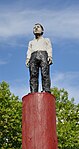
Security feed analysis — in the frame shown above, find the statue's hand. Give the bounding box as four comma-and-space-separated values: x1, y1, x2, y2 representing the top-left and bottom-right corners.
48, 56, 52, 65
25, 58, 30, 67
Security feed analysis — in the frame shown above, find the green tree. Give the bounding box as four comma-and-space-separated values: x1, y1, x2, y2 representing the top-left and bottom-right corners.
51, 87, 79, 149
0, 81, 79, 148
0, 81, 22, 149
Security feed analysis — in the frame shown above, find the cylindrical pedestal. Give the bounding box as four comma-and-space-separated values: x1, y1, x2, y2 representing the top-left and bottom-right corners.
22, 92, 58, 149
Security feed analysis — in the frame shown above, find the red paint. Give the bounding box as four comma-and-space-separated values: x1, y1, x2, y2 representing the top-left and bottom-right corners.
22, 92, 58, 149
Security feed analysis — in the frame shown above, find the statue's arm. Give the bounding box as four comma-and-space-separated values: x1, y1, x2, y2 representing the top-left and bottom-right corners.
25, 41, 32, 67
46, 38, 53, 65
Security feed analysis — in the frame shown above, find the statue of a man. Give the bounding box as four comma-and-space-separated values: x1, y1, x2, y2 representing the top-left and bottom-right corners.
26, 23, 53, 93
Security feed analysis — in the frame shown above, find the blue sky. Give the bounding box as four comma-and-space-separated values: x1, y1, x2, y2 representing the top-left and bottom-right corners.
0, 0, 79, 103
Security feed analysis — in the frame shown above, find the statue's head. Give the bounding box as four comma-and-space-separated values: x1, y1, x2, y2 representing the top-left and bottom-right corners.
33, 23, 44, 35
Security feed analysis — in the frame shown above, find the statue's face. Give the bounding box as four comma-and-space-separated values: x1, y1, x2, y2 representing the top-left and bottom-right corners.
33, 24, 43, 35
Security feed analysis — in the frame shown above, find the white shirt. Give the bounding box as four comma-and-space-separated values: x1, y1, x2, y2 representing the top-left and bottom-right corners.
27, 36, 52, 59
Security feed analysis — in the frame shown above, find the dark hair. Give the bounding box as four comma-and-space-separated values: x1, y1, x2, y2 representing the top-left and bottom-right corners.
34, 23, 44, 35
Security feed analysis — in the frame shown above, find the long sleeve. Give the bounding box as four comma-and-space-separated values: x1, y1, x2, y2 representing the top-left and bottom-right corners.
27, 41, 32, 60
45, 38, 52, 58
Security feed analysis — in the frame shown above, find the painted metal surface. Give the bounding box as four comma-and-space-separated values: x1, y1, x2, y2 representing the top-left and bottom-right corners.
22, 92, 58, 149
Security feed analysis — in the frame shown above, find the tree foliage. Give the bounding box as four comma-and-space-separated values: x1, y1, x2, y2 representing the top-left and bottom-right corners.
51, 87, 79, 149
0, 81, 79, 148
0, 81, 22, 149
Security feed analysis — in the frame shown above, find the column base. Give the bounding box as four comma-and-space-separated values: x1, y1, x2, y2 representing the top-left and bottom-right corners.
22, 92, 58, 149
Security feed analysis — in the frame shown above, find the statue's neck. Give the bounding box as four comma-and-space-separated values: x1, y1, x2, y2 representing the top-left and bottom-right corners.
35, 34, 42, 39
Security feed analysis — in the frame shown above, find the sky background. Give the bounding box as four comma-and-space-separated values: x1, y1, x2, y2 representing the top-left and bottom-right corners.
0, 0, 79, 103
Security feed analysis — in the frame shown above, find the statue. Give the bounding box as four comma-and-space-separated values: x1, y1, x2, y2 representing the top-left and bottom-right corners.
25, 23, 53, 93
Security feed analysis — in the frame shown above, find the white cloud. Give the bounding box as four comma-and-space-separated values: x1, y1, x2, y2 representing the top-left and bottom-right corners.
0, 60, 7, 65
51, 71, 79, 103
10, 84, 29, 100
0, 8, 79, 39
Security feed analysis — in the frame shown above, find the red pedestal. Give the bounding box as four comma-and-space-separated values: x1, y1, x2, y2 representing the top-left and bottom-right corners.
22, 92, 58, 149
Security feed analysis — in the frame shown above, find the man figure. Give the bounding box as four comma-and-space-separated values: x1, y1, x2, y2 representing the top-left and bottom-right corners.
26, 23, 53, 93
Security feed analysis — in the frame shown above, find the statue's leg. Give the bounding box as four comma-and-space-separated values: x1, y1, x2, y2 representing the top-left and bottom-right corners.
40, 53, 51, 93
29, 57, 39, 92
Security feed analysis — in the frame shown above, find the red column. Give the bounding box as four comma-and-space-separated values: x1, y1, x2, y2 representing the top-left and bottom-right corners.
22, 92, 58, 149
